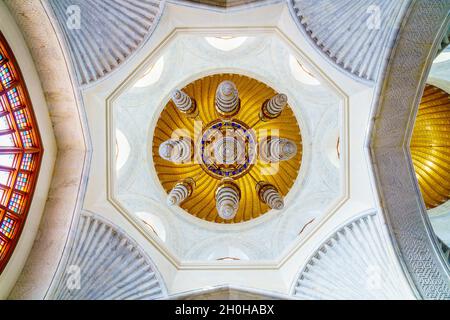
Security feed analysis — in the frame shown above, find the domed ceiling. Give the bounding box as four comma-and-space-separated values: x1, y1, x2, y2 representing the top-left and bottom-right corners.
152, 73, 302, 223
110, 31, 344, 261
411, 84, 450, 209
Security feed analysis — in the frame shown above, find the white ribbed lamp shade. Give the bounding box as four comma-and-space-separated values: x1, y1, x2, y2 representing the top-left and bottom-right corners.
261, 93, 287, 120
216, 180, 240, 220
159, 138, 192, 163
171, 89, 197, 116
215, 80, 240, 116
167, 179, 195, 206
257, 182, 284, 210
259, 137, 297, 163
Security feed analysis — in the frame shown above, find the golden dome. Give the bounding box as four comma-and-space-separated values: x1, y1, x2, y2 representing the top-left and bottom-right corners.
152, 73, 302, 223
411, 84, 450, 209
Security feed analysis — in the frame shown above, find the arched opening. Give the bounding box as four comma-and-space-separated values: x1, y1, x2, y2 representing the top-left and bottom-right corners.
0, 32, 43, 274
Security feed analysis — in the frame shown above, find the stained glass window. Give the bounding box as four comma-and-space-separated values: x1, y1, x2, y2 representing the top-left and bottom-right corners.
0, 32, 43, 273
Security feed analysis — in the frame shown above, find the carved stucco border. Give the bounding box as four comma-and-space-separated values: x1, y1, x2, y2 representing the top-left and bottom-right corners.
370, 0, 450, 299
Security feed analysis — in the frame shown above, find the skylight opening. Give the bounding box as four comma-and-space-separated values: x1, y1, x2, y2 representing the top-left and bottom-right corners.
205, 36, 248, 51
115, 129, 130, 171
289, 55, 321, 86
135, 211, 166, 242
134, 56, 164, 88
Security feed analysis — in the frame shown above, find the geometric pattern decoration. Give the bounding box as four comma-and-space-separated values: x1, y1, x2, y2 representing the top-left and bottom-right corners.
153, 73, 302, 223
0, 32, 43, 274
411, 84, 450, 209
292, 213, 413, 300
290, 0, 408, 82
49, 213, 167, 300
48, 0, 165, 85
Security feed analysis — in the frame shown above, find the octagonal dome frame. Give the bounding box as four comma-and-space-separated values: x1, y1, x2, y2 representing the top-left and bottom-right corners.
106, 27, 349, 269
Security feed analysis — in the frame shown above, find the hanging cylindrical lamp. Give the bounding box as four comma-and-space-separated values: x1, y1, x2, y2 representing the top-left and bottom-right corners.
259, 137, 297, 163
260, 93, 288, 121
167, 178, 195, 206
171, 89, 198, 118
215, 179, 241, 220
215, 80, 240, 117
256, 182, 284, 210
159, 138, 192, 163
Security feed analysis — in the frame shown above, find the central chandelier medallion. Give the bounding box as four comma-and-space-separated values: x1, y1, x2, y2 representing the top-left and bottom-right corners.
153, 74, 302, 223
199, 119, 257, 179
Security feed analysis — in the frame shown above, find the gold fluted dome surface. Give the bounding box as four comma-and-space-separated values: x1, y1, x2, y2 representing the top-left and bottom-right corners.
411, 84, 450, 209
152, 74, 302, 223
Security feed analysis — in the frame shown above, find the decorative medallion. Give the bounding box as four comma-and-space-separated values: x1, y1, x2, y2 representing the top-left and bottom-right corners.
199, 119, 257, 179
152, 74, 302, 223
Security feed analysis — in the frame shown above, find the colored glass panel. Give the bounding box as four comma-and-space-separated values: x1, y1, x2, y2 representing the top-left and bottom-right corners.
7, 87, 21, 109
20, 130, 33, 148
0, 217, 16, 238
0, 64, 13, 88
8, 193, 24, 215
20, 153, 34, 171
15, 172, 29, 192
14, 109, 29, 129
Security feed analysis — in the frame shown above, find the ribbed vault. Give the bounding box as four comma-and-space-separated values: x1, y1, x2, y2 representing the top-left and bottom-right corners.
289, 0, 409, 82
47, 0, 164, 85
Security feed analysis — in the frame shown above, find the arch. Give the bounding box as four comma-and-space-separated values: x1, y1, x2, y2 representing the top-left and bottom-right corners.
0, 32, 43, 274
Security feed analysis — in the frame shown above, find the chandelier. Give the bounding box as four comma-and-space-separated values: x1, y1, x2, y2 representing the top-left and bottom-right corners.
153, 74, 302, 223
